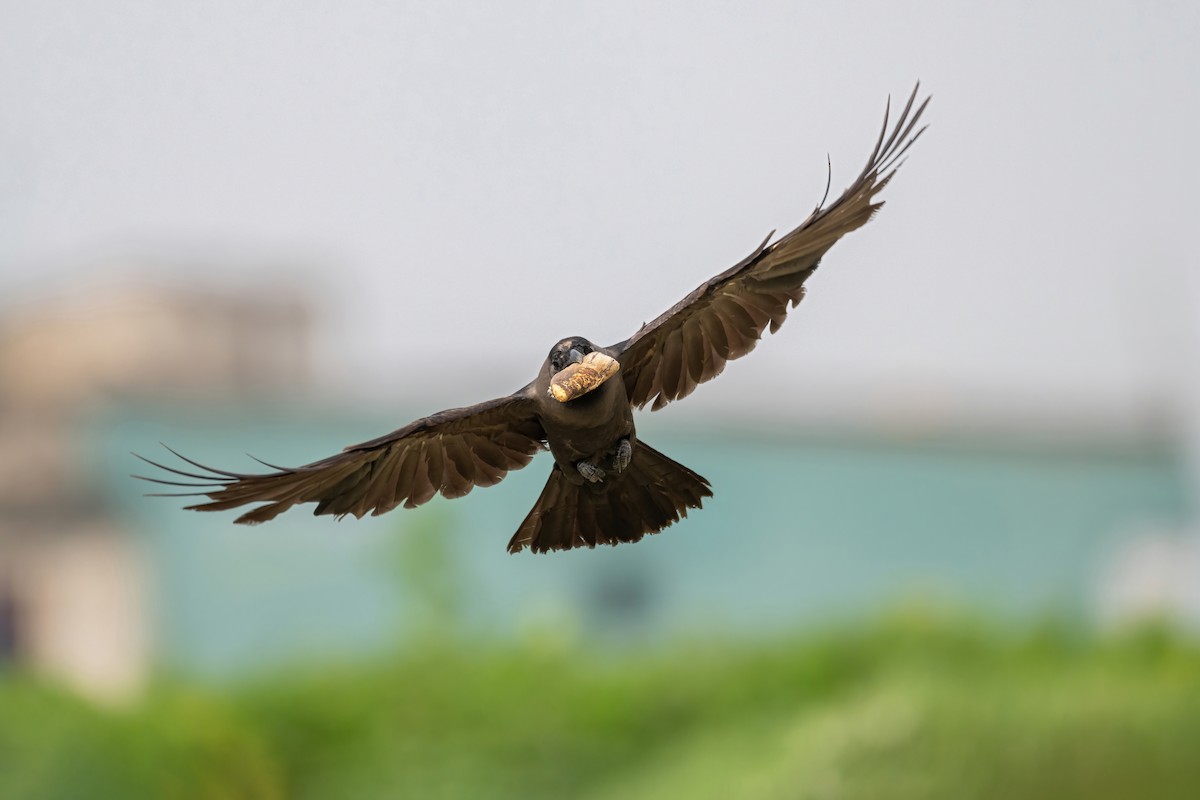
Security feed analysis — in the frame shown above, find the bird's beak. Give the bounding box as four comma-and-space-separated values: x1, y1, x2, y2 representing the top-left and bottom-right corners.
568, 347, 585, 365
548, 351, 621, 403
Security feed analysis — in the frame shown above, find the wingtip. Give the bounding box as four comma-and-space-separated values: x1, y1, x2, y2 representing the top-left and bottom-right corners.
818, 153, 833, 209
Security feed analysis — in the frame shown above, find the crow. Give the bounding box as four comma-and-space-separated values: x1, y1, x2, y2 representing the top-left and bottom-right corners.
137, 86, 929, 553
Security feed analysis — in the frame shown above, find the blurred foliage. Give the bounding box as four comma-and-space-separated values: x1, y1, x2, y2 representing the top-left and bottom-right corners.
2, 613, 1200, 799
386, 507, 464, 639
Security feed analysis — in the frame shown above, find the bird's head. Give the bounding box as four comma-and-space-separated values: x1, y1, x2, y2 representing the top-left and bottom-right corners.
548, 336, 596, 373
545, 337, 620, 403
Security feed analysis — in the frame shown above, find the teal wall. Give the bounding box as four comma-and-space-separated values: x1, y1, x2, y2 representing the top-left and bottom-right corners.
97, 407, 1192, 678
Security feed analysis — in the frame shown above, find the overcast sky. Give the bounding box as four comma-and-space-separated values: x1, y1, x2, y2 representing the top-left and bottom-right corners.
2, 1, 1198, 426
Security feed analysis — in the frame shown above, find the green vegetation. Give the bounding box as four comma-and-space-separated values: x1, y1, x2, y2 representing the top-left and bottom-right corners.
2, 615, 1199, 799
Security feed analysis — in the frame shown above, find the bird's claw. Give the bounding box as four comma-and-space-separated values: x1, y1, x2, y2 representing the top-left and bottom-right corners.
612, 437, 632, 474
576, 459, 606, 483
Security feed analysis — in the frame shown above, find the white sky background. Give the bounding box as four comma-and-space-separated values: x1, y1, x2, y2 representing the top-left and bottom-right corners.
2, 1, 1198, 428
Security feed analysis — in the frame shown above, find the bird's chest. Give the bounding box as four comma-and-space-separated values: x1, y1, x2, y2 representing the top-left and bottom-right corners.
540, 380, 634, 462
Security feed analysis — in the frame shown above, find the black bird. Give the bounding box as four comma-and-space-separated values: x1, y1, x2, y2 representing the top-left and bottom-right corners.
138, 86, 929, 553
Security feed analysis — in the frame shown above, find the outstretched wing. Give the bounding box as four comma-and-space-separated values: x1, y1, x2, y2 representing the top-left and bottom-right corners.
613, 84, 929, 411
135, 389, 546, 524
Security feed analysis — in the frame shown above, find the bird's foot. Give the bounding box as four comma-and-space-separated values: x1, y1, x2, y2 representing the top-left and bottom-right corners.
576, 459, 606, 484
612, 437, 632, 474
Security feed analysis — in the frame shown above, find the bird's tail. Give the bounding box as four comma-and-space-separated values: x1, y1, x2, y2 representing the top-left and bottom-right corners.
507, 441, 712, 554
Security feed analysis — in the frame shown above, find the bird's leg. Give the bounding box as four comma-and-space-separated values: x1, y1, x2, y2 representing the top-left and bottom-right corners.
576, 459, 606, 484
611, 437, 632, 474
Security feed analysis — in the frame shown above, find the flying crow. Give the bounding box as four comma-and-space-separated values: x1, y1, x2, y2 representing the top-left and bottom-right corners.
138, 86, 929, 553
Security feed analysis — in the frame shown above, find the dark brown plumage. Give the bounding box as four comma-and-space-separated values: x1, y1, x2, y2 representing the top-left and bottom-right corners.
137, 85, 929, 553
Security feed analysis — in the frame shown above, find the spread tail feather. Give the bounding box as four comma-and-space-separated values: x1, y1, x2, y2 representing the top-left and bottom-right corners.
508, 441, 712, 554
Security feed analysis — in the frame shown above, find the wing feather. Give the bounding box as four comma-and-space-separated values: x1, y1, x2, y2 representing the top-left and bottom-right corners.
134, 390, 545, 523
614, 84, 929, 411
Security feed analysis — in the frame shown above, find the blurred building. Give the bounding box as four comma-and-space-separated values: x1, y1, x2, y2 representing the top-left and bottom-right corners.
2, 278, 1197, 700
0, 281, 309, 700
95, 405, 1192, 682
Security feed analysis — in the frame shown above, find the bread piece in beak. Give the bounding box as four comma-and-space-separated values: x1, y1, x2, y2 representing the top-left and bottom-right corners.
549, 352, 620, 403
